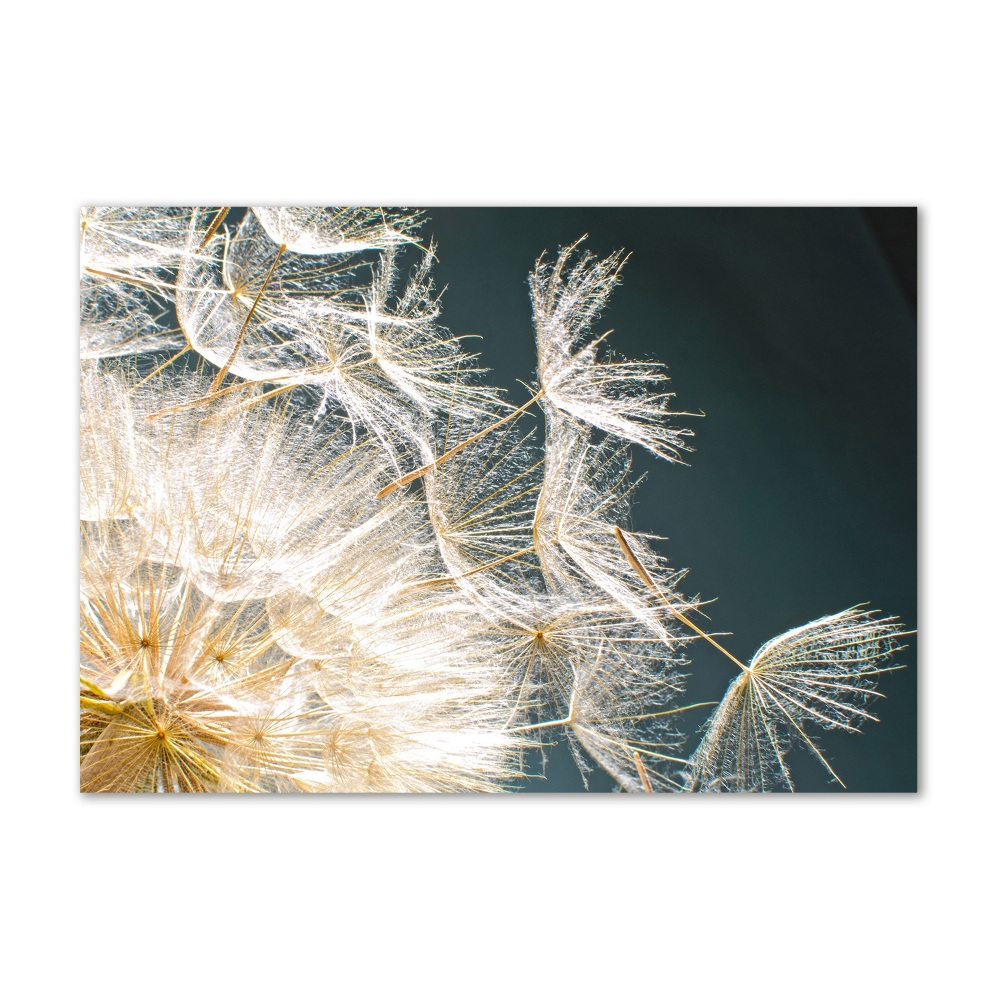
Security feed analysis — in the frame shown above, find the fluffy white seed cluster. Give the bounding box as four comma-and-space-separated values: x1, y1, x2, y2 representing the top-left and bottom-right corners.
79, 207, 907, 792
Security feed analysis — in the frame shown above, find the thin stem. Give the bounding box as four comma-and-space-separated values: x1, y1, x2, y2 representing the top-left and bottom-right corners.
604, 701, 718, 725
135, 346, 192, 388
507, 715, 573, 734
198, 382, 300, 424
633, 751, 654, 793
200, 207, 230, 250
409, 545, 537, 590
614, 526, 748, 674
210, 244, 286, 392
145, 377, 260, 420
83, 267, 176, 293
376, 388, 545, 500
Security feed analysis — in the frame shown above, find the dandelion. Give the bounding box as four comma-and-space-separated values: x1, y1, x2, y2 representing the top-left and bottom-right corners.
80, 363, 525, 792
79, 206, 911, 792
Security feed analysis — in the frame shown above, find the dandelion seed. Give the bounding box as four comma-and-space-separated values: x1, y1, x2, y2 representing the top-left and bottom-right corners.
377, 236, 696, 497
531, 239, 697, 462
683, 608, 908, 791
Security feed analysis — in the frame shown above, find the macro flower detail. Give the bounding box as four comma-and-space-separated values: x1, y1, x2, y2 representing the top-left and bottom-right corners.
79, 206, 911, 792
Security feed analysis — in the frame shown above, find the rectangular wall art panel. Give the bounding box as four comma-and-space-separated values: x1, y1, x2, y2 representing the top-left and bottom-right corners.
79, 207, 917, 793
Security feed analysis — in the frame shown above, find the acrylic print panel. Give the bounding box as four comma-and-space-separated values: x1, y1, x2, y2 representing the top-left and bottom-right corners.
79, 207, 916, 793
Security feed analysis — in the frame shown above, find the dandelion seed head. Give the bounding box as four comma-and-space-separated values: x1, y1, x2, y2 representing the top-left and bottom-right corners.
80, 207, 909, 793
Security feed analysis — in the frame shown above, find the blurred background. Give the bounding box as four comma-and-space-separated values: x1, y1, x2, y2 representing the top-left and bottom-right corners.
423, 207, 917, 793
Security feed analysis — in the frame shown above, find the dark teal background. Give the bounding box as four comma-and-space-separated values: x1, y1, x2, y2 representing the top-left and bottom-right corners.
422, 208, 917, 793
